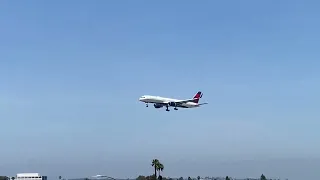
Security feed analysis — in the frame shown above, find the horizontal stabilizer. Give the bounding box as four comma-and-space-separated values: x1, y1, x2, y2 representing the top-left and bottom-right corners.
198, 103, 208, 105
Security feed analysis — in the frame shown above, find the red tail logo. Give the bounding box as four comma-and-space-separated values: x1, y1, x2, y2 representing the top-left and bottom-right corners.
193, 91, 203, 103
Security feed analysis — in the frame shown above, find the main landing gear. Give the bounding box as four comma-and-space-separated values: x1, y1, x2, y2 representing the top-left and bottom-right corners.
145, 103, 178, 111
165, 105, 178, 111
166, 105, 170, 111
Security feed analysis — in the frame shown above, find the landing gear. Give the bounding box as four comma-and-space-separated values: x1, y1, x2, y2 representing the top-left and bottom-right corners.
166, 105, 170, 111
146, 103, 148, 107
174, 107, 178, 110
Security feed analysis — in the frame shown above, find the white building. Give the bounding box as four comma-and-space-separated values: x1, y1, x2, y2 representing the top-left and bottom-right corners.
16, 173, 47, 180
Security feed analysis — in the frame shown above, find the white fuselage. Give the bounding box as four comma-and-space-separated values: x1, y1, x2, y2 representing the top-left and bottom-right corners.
139, 95, 199, 108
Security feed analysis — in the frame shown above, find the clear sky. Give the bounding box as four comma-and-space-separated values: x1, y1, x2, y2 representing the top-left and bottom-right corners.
1, 1, 320, 180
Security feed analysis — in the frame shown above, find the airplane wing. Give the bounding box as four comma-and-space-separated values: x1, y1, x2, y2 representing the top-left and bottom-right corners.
163, 98, 199, 104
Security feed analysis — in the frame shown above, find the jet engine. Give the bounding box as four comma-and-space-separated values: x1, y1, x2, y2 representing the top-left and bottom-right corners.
168, 102, 176, 107
154, 103, 163, 108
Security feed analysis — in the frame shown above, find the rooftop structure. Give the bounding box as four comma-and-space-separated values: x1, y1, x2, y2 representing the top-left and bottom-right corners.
17, 174, 41, 178
16, 173, 47, 180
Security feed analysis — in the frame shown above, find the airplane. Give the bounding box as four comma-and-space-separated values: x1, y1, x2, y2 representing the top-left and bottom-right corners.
138, 91, 208, 111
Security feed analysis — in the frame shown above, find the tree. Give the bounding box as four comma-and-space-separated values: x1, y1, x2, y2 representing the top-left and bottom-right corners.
188, 177, 192, 180
136, 175, 147, 180
225, 176, 230, 180
260, 174, 266, 180
197, 176, 200, 180
178, 177, 183, 180
157, 163, 164, 176
148, 175, 157, 180
137, 175, 157, 180
0, 177, 8, 180
152, 159, 160, 177
59, 176, 62, 180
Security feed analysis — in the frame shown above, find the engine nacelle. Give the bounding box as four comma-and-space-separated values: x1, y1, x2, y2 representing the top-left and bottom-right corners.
168, 102, 176, 107
154, 103, 163, 108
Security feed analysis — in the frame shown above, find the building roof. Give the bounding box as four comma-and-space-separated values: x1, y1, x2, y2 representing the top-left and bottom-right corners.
17, 173, 41, 177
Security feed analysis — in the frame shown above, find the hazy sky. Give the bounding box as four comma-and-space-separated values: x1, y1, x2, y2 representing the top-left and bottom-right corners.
1, 1, 320, 180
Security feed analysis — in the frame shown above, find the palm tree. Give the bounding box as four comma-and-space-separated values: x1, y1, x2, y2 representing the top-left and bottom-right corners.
260, 174, 266, 180
152, 159, 160, 177
157, 163, 164, 176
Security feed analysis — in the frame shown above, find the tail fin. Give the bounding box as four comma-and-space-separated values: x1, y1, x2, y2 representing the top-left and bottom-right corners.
193, 91, 203, 103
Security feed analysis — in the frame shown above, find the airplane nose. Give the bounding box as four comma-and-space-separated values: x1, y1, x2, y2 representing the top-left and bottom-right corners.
139, 97, 146, 102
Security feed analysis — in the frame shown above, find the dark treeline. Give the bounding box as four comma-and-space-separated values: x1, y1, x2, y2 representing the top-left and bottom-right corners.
0, 176, 9, 180
135, 159, 270, 180
136, 175, 269, 180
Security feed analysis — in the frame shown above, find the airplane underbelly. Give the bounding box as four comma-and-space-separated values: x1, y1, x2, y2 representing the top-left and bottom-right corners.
181, 102, 198, 108
178, 103, 192, 108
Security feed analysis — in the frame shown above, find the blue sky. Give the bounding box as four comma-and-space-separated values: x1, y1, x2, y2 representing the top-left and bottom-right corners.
1, 1, 320, 180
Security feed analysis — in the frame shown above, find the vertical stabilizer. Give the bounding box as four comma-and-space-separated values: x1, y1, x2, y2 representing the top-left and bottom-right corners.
193, 91, 203, 103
